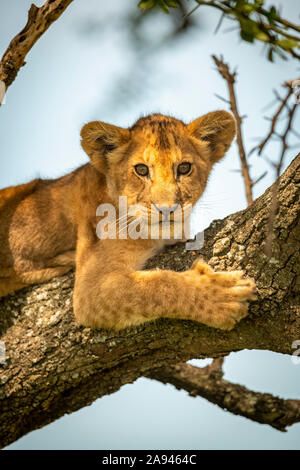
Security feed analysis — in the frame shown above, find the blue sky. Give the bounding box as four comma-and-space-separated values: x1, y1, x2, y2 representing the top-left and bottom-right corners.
1, 0, 300, 450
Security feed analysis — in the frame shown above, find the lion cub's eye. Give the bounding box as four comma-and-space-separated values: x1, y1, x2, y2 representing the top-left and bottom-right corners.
134, 164, 149, 177
177, 162, 192, 176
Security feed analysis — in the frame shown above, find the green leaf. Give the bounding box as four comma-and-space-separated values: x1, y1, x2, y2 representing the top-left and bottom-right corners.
256, 31, 269, 42
276, 38, 299, 50
241, 29, 255, 42
138, 0, 172, 13
138, 0, 156, 9
267, 5, 277, 24
157, 0, 170, 13
242, 4, 255, 14
239, 18, 261, 43
267, 46, 274, 62
165, 0, 180, 7
235, 0, 246, 8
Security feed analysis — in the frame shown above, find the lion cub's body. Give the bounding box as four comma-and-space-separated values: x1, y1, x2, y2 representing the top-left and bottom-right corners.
0, 112, 255, 330
0, 165, 100, 297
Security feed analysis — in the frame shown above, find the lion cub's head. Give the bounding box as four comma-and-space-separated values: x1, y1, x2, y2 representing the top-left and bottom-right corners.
81, 112, 236, 238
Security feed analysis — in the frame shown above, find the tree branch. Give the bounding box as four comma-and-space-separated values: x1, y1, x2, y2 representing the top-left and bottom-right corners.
256, 87, 294, 157
0, 0, 73, 103
212, 55, 254, 205
148, 360, 300, 432
191, 1, 300, 60
0, 153, 299, 448
252, 79, 299, 257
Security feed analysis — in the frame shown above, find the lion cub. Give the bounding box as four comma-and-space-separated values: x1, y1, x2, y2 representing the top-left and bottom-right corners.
0, 111, 255, 330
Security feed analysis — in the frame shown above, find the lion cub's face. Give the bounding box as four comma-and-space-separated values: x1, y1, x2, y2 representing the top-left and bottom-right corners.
81, 112, 236, 237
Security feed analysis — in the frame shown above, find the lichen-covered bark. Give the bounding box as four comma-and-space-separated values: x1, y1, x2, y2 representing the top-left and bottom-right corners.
0, 154, 299, 448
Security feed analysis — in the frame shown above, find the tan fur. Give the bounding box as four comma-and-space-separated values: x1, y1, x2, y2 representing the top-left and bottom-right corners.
0, 111, 255, 330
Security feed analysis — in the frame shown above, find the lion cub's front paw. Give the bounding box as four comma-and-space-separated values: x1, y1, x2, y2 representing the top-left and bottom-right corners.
191, 261, 257, 330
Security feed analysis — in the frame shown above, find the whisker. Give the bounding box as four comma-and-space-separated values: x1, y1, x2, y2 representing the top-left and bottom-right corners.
118, 215, 140, 236
115, 213, 130, 225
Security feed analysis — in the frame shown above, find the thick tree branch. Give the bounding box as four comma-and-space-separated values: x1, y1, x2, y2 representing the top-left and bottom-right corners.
0, 153, 299, 448
148, 360, 300, 432
0, 0, 73, 102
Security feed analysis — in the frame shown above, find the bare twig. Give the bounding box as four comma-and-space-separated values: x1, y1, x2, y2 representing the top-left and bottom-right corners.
285, 76, 300, 88
264, 100, 298, 257
212, 55, 254, 205
256, 87, 293, 156
212, 59, 300, 258
276, 102, 298, 175
252, 78, 299, 257
0, 0, 73, 103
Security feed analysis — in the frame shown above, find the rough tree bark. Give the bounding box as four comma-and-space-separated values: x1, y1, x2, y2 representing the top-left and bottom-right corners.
0, 153, 299, 448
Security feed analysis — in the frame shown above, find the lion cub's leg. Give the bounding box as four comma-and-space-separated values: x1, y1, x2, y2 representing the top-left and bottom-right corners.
18, 266, 73, 285
0, 266, 72, 298
0, 277, 27, 298
73, 237, 256, 331
48, 250, 76, 267
1, 251, 76, 295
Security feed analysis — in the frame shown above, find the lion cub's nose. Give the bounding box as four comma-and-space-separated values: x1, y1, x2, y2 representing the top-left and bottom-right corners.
153, 204, 179, 221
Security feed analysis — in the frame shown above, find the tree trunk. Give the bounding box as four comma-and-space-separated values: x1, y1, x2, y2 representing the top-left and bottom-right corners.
0, 153, 299, 448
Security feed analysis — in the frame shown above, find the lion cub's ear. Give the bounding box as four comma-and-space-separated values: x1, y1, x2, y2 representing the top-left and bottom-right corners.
81, 121, 130, 173
187, 110, 236, 163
